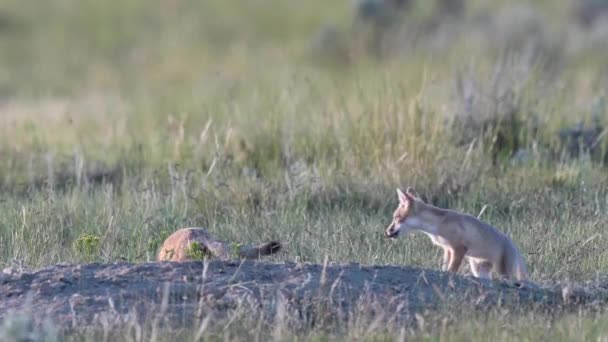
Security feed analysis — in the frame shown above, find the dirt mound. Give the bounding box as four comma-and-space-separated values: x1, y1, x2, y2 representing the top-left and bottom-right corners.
0, 261, 604, 331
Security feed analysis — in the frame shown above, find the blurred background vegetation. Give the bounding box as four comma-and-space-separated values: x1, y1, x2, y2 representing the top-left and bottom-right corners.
3, 0, 608, 340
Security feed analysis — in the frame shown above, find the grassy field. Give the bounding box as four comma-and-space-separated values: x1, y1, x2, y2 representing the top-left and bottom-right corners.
1, 0, 608, 340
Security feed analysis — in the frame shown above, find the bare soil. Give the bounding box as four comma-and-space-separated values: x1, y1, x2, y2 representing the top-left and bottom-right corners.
0, 261, 606, 331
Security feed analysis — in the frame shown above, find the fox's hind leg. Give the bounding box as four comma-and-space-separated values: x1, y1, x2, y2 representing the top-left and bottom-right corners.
469, 259, 492, 279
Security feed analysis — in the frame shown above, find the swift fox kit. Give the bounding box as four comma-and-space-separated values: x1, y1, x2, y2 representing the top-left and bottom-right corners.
157, 227, 282, 262
384, 188, 528, 282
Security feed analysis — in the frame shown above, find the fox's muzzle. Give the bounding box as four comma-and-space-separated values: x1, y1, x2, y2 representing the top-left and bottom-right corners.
384, 222, 400, 239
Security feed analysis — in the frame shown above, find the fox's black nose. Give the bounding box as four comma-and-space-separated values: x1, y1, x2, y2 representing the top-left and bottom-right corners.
384, 227, 397, 238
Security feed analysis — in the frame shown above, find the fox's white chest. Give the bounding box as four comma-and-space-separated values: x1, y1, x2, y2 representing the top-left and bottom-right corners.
423, 232, 451, 247
421, 229, 492, 261
406, 217, 458, 248
405, 218, 447, 245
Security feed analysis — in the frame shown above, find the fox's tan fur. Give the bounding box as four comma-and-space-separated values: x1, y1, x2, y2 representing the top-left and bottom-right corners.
385, 188, 528, 282
157, 227, 282, 262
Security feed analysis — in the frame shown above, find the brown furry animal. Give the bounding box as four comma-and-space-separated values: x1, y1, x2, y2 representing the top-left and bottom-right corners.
157, 227, 282, 262
385, 188, 528, 282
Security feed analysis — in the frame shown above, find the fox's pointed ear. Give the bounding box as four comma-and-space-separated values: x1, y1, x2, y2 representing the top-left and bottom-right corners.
396, 188, 409, 204
405, 187, 420, 199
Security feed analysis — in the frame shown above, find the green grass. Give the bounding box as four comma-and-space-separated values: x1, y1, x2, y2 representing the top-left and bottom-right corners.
1, 0, 608, 340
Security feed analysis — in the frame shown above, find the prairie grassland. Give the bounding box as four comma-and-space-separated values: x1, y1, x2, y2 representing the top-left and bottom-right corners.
1, 0, 608, 340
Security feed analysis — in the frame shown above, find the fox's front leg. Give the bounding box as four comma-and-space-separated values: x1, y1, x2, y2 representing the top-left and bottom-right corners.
441, 248, 452, 271
447, 246, 467, 273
